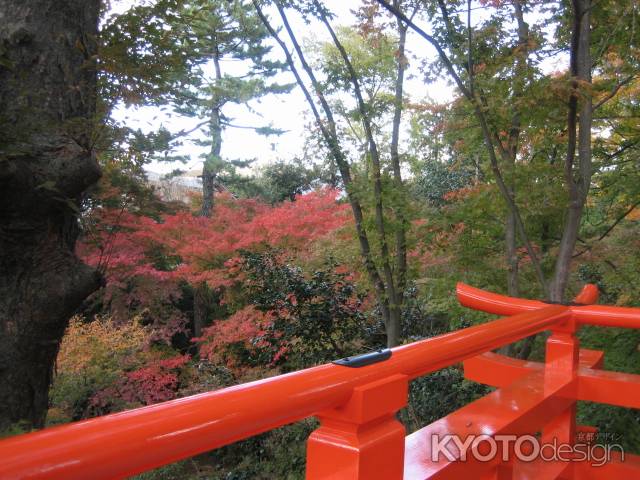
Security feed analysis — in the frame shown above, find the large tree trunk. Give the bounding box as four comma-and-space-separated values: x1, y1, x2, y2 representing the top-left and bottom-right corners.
0, 0, 101, 430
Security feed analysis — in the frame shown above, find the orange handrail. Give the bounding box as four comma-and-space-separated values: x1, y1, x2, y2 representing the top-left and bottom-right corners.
457, 282, 640, 328
0, 305, 571, 479
3, 283, 640, 479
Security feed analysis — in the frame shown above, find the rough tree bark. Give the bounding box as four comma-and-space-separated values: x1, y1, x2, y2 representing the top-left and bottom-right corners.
0, 0, 102, 429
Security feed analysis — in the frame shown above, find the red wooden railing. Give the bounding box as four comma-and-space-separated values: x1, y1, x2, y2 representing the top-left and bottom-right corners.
1, 283, 640, 479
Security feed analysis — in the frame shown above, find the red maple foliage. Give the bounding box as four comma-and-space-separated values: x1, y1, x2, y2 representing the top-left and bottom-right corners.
82, 188, 348, 284
195, 305, 270, 366
90, 354, 191, 411
79, 189, 350, 340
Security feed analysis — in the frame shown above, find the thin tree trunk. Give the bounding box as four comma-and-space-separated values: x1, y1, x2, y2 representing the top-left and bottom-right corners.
193, 283, 216, 339
374, 0, 593, 356
506, 212, 520, 295
501, 1, 527, 357
0, 0, 102, 429
201, 42, 223, 218
195, 43, 224, 337
549, 0, 592, 302
499, 0, 525, 357
504, 170, 520, 302
201, 168, 216, 217
500, 210, 519, 357
316, 3, 401, 345
501, 207, 522, 357
505, 0, 529, 301
516, 0, 592, 358
375, 0, 549, 297
391, 0, 409, 307
256, 1, 400, 346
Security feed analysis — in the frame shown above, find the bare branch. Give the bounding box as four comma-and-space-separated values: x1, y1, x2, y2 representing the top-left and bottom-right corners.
592, 75, 635, 111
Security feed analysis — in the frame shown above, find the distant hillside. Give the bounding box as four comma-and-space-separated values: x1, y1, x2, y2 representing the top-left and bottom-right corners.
147, 170, 201, 204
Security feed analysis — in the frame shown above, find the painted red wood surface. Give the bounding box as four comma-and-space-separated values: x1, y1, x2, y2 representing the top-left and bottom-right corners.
1, 283, 639, 479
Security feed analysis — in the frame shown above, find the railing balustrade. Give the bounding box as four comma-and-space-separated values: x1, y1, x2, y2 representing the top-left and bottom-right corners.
2, 283, 639, 479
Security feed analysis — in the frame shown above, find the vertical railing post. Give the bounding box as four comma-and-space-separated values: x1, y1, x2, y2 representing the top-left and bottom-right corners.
306, 374, 408, 480
542, 315, 580, 479
479, 464, 514, 480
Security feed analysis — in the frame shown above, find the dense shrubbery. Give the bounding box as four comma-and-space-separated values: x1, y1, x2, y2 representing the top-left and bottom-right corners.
46, 179, 500, 478
45, 175, 640, 478
51, 317, 151, 421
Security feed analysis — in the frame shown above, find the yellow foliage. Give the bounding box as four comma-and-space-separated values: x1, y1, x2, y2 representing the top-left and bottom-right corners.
628, 207, 640, 221
56, 316, 149, 375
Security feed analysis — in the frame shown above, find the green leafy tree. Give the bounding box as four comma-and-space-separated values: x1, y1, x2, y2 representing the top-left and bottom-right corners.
375, 0, 636, 308
241, 250, 369, 370
253, 0, 413, 346
102, 0, 292, 217
163, 0, 292, 216
256, 159, 319, 202
103, 0, 295, 344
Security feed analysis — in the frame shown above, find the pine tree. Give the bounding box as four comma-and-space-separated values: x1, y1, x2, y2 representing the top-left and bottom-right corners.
105, 0, 292, 217
172, 0, 292, 216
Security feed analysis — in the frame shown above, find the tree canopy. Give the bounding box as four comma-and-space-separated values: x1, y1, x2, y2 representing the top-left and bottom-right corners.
1, 0, 640, 477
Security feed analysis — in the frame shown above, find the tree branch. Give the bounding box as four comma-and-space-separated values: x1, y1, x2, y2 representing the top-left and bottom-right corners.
592, 74, 635, 111
374, 0, 549, 296
315, 0, 401, 344
252, 0, 390, 319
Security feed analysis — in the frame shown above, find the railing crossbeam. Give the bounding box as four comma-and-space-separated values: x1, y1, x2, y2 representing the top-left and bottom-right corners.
404, 369, 575, 479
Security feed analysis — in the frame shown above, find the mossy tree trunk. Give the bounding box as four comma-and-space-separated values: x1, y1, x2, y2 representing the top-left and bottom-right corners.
0, 0, 102, 430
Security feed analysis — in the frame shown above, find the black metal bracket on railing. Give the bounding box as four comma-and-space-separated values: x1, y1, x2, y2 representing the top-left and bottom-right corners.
541, 300, 587, 307
332, 349, 392, 368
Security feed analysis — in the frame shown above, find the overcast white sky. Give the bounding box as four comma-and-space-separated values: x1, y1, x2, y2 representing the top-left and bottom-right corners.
109, 0, 457, 175
109, 1, 558, 176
